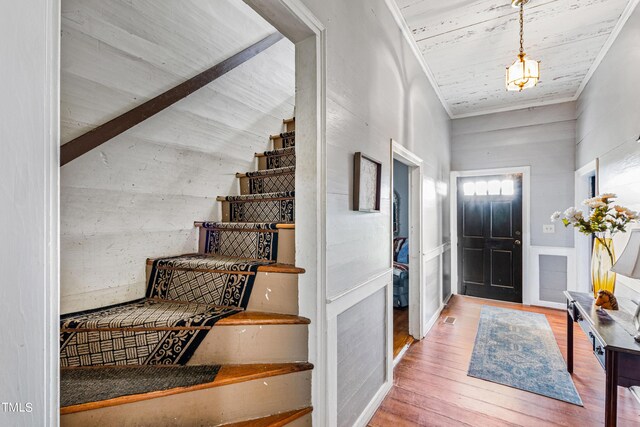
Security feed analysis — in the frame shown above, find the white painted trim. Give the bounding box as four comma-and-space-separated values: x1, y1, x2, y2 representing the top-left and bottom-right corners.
423, 302, 446, 336
326, 314, 338, 427
392, 140, 425, 339
326, 268, 393, 316
424, 242, 450, 262
383, 0, 453, 119
443, 292, 453, 306
326, 276, 393, 427
574, 159, 598, 295
47, 0, 61, 424
451, 96, 577, 120
353, 380, 393, 427
242, 2, 329, 425
574, 0, 640, 100
393, 343, 411, 367
529, 245, 576, 310
450, 167, 532, 305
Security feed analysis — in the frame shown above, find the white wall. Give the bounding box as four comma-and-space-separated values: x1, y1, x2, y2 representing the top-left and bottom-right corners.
60, 0, 295, 313
452, 102, 577, 248
0, 1, 58, 425
2, 0, 452, 424
576, 6, 640, 298
293, 0, 451, 423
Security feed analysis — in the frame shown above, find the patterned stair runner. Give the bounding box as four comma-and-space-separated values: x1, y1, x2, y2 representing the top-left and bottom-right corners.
241, 166, 295, 194
258, 146, 295, 169
60, 299, 237, 367
146, 254, 270, 305
272, 131, 295, 150
220, 192, 295, 223
198, 222, 280, 261
61, 255, 271, 367
61, 121, 297, 373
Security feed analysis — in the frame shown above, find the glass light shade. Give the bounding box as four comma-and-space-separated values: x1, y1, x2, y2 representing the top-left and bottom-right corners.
506, 54, 540, 91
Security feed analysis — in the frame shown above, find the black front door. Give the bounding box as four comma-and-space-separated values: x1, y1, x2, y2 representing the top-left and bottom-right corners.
457, 175, 523, 303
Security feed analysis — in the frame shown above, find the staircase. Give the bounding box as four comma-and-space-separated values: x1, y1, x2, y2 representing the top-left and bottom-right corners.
60, 119, 312, 426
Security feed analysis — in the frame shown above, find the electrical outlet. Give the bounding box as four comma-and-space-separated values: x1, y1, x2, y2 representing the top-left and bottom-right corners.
543, 224, 555, 234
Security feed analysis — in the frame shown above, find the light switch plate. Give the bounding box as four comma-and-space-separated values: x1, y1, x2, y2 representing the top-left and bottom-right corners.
543, 224, 555, 234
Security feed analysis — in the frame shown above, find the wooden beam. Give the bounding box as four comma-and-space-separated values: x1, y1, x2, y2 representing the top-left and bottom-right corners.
60, 32, 284, 166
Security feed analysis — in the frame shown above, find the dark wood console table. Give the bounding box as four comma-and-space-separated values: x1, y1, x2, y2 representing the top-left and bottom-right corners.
565, 291, 640, 426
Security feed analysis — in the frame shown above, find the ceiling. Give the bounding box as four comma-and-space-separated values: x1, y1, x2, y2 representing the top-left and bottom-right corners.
394, 0, 636, 118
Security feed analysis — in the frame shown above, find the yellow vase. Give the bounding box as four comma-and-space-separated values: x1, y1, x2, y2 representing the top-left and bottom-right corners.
591, 237, 616, 298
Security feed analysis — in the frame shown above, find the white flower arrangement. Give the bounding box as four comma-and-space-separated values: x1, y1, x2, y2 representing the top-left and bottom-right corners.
551, 194, 638, 261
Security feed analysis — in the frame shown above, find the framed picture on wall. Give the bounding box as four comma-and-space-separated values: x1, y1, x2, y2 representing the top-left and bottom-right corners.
353, 152, 382, 212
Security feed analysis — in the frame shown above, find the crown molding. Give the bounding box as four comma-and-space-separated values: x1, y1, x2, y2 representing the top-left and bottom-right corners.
450, 96, 577, 120
383, 0, 454, 119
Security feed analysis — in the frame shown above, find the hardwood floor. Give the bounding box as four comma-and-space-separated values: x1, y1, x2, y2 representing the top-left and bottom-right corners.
394, 307, 414, 360
370, 295, 640, 426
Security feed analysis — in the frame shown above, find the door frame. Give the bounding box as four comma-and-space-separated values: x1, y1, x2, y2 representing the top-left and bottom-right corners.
391, 140, 424, 340
450, 167, 532, 305
243, 1, 328, 424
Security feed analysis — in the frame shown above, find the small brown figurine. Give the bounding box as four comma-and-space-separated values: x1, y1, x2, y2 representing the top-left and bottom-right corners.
595, 290, 619, 310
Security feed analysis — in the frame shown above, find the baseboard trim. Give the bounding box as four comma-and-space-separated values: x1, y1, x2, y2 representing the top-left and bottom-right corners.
423, 303, 445, 337
354, 380, 393, 427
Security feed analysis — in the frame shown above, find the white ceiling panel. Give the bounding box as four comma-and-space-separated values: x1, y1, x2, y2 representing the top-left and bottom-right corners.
394, 0, 637, 117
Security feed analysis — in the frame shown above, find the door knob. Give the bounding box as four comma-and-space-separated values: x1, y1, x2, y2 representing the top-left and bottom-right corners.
514, 240, 521, 245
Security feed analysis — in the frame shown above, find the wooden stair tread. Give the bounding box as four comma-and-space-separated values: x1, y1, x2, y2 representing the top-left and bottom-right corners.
236, 166, 295, 178
220, 312, 310, 325
217, 191, 294, 202
258, 264, 305, 274
61, 363, 313, 415
221, 407, 312, 427
145, 257, 304, 274
282, 117, 295, 124
255, 147, 295, 158
269, 132, 295, 140
193, 222, 295, 230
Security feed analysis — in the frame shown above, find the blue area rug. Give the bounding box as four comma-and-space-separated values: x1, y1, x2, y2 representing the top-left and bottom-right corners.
468, 306, 583, 406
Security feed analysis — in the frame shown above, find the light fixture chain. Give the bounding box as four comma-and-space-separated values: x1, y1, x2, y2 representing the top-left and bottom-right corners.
519, 2, 524, 54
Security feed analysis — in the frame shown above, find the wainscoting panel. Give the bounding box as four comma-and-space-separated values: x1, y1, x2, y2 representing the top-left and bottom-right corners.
539, 254, 568, 304
529, 246, 575, 309
336, 288, 387, 427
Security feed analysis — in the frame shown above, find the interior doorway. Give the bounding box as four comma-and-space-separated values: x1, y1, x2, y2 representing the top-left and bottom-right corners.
391, 141, 423, 363
456, 174, 523, 303
392, 159, 412, 359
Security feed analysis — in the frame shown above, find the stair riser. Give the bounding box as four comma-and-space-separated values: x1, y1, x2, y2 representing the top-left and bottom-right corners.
247, 272, 299, 315
221, 199, 295, 223
198, 227, 294, 264
285, 119, 295, 133
272, 135, 295, 150
239, 173, 295, 195
61, 371, 311, 427
143, 267, 300, 315
257, 152, 295, 170
188, 324, 308, 365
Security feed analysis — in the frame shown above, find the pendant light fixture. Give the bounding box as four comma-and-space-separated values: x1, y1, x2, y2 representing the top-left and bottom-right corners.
505, 0, 540, 91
